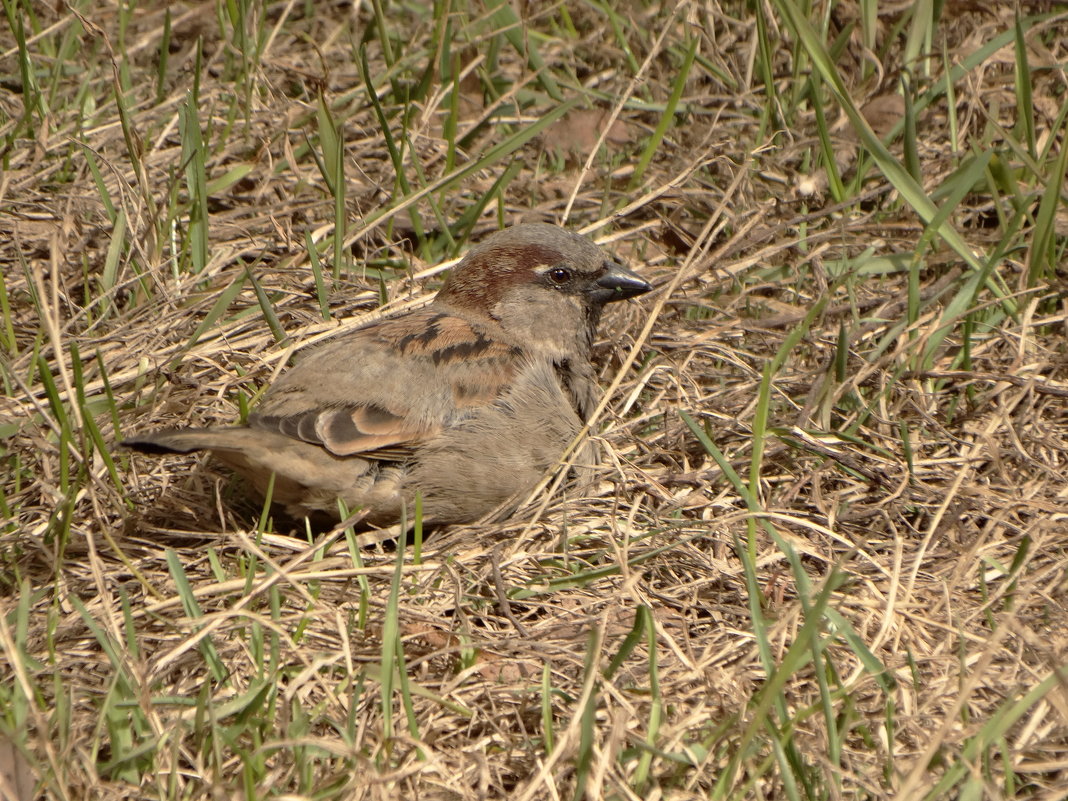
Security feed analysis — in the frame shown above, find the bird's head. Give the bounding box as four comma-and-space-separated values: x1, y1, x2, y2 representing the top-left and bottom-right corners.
436, 223, 651, 356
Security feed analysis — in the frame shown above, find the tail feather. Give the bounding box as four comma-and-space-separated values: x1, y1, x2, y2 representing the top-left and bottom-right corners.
121, 427, 258, 455
120, 425, 378, 512
120, 427, 363, 495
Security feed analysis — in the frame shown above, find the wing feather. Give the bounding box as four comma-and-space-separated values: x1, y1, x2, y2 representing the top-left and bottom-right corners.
248, 307, 523, 460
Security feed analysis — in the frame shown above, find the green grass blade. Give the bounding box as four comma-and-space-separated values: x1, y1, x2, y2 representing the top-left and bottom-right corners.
164, 550, 227, 683
630, 35, 697, 189
1012, 10, 1036, 158
773, 0, 988, 276
1026, 109, 1068, 286
486, 0, 562, 101
179, 91, 210, 274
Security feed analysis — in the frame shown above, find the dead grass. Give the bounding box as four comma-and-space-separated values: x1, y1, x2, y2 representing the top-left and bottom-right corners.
1, 1, 1067, 800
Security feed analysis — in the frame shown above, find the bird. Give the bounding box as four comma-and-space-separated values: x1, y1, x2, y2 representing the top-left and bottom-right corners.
122, 223, 652, 526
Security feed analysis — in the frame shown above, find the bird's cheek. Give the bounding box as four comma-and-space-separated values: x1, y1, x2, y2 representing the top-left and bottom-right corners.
546, 291, 584, 314
491, 288, 585, 340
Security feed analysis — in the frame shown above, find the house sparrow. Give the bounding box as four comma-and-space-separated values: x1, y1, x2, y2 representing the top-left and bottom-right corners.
123, 223, 651, 525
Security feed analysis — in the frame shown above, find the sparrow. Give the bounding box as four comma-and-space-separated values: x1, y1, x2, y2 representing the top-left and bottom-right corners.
122, 223, 652, 525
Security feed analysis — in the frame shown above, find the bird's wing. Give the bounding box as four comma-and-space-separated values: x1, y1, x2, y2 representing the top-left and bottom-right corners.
250, 307, 523, 459
252, 403, 430, 460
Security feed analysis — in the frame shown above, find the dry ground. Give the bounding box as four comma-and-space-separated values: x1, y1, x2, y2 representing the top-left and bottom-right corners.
1, 1, 1067, 799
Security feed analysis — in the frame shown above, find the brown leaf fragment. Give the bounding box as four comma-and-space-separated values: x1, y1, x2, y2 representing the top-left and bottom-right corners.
0, 734, 34, 801
541, 108, 632, 163
861, 93, 905, 140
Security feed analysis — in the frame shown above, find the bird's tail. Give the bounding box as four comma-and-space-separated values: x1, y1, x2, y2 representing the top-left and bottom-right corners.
121, 427, 263, 455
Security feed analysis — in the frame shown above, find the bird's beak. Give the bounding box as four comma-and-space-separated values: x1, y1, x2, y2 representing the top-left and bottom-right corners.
590, 261, 652, 304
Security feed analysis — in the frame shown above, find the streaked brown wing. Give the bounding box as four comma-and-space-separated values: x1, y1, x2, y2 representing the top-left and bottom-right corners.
376, 310, 523, 408
253, 403, 435, 459
251, 308, 524, 459
376, 308, 518, 362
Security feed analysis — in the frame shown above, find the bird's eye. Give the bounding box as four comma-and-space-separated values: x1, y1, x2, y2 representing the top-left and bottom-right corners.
547, 267, 572, 285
